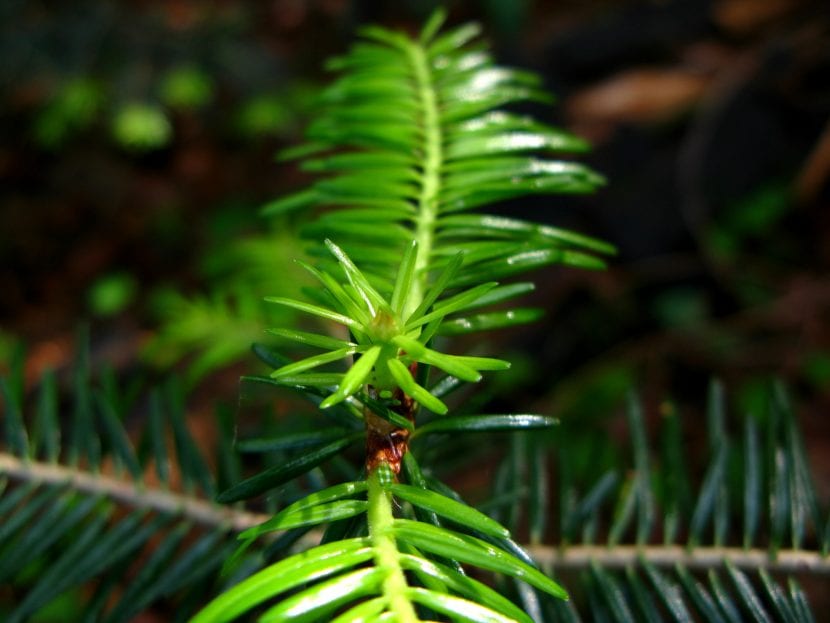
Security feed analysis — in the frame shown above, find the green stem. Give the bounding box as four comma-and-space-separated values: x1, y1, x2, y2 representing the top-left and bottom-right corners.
364, 45, 438, 619
368, 467, 418, 622
406, 41, 443, 318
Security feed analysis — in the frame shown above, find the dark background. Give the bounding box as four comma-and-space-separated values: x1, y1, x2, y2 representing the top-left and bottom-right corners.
1, 0, 829, 532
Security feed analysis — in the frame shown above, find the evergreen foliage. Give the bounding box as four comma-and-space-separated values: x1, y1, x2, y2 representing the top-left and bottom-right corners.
2, 348, 827, 620
0, 334, 244, 622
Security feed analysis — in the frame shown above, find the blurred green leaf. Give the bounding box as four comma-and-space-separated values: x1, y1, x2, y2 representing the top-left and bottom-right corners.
111, 103, 171, 151
651, 287, 709, 329
235, 94, 292, 138
802, 351, 830, 390
87, 272, 137, 317
33, 78, 104, 148
159, 66, 214, 109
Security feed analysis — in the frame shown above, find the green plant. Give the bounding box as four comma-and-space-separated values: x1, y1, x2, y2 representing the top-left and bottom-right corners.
188, 9, 827, 621
145, 224, 309, 383
194, 8, 611, 621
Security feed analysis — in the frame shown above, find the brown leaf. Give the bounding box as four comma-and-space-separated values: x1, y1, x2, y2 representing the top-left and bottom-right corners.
713, 0, 801, 35
566, 68, 711, 126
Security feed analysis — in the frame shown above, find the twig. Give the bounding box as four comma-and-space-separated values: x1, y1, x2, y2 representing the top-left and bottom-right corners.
0, 452, 269, 533
528, 544, 830, 575
5, 452, 829, 575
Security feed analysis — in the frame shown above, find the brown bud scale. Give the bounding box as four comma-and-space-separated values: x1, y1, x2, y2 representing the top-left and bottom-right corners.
365, 362, 417, 476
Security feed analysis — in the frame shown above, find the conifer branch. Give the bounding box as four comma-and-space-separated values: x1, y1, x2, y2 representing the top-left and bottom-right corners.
529, 544, 830, 575
0, 452, 268, 532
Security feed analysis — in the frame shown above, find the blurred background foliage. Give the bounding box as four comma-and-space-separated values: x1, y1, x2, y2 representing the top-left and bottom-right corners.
1, 0, 829, 616
3, 0, 830, 481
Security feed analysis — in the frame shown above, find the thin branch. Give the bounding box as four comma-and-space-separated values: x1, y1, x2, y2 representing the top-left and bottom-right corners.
0, 452, 269, 533
528, 544, 830, 575
7, 452, 828, 576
